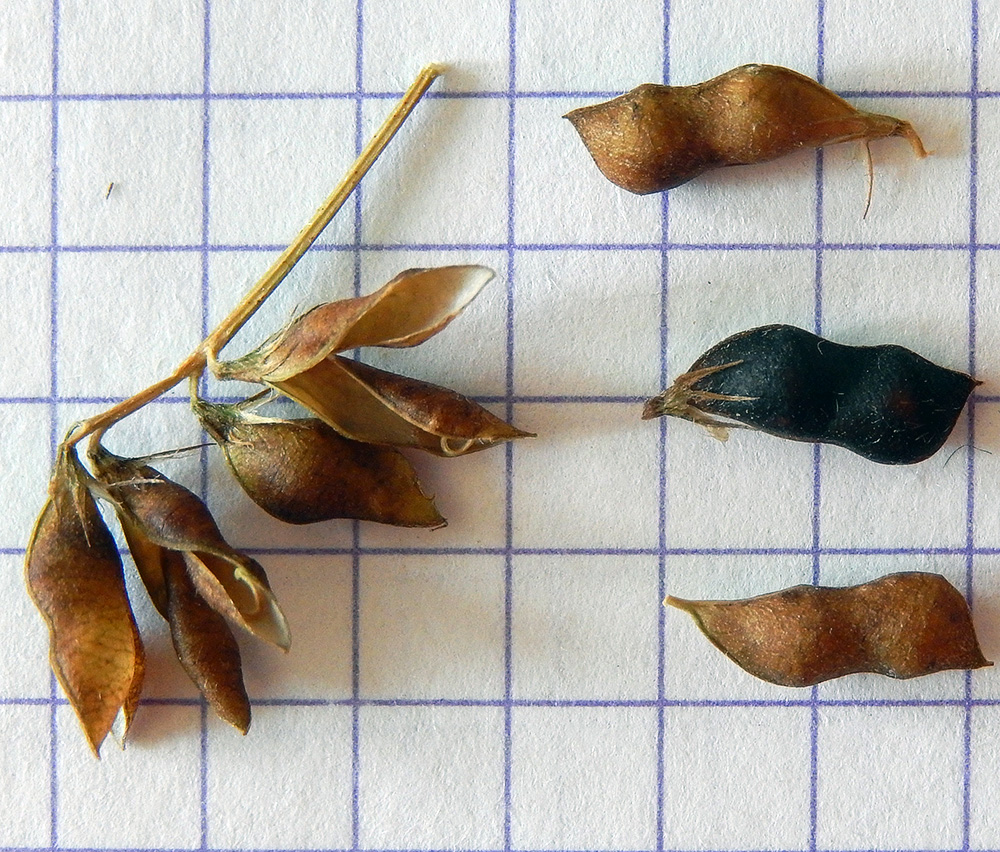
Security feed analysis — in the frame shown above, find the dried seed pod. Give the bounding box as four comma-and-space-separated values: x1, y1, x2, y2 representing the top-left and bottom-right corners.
643, 324, 977, 464
25, 446, 144, 755
667, 572, 990, 687
163, 552, 251, 734
213, 266, 531, 457
194, 398, 445, 526
91, 446, 290, 650
217, 266, 495, 382
565, 64, 927, 194
273, 355, 531, 456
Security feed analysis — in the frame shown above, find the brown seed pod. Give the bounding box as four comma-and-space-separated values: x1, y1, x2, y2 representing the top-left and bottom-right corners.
91, 446, 290, 650
193, 398, 445, 526
25, 445, 144, 755
163, 552, 251, 734
565, 64, 928, 195
667, 572, 990, 687
213, 265, 531, 457
272, 355, 531, 457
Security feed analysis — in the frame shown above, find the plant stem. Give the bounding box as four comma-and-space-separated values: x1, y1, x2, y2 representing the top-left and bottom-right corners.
65, 65, 443, 449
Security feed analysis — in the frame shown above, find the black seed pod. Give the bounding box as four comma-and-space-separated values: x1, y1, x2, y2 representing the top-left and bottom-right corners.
643, 324, 977, 464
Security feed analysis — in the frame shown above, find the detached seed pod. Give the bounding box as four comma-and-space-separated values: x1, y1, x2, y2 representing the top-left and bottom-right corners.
194, 398, 444, 526
667, 572, 990, 687
25, 446, 144, 755
643, 324, 977, 464
91, 446, 290, 650
565, 64, 927, 194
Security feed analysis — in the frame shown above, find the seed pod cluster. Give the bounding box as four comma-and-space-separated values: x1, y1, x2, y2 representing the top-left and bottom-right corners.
668, 573, 990, 687
26, 265, 532, 753
565, 64, 927, 194
643, 324, 976, 464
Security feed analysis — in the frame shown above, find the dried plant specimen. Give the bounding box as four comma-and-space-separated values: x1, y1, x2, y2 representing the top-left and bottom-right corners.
643, 324, 976, 464
667, 573, 991, 687
565, 64, 927, 197
24, 67, 530, 754
194, 399, 444, 527
25, 447, 144, 755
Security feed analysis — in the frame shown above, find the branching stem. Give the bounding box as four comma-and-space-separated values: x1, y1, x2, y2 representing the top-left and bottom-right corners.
65, 64, 443, 449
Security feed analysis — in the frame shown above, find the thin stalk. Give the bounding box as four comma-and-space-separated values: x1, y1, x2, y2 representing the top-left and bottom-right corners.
65, 65, 443, 449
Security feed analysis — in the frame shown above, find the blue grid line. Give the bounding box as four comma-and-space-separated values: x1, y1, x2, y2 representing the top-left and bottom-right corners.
502, 0, 518, 847
197, 1, 214, 848
44, 0, 61, 847
5, 239, 989, 252
7, 695, 999, 711
2, 86, 999, 103
656, 3, 671, 848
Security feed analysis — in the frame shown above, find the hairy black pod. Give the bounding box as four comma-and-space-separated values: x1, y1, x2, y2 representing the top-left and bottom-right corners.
643, 324, 978, 464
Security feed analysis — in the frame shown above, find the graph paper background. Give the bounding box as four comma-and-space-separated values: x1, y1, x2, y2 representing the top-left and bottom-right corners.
4, 0, 1000, 849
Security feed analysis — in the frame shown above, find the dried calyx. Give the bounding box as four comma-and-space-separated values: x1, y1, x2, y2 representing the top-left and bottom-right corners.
566, 64, 927, 197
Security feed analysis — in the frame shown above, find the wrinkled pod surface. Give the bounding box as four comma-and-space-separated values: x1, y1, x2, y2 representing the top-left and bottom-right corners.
565, 64, 927, 194
643, 324, 977, 464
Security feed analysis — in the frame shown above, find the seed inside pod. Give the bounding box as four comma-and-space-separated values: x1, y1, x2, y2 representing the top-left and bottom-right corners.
193, 398, 445, 527
642, 324, 977, 464
666, 572, 991, 687
565, 64, 927, 195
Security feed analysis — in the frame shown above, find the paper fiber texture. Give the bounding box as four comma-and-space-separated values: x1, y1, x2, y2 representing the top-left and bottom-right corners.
1, 0, 999, 850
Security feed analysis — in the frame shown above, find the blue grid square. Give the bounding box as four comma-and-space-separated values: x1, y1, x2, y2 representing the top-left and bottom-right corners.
513, 249, 662, 397
56, 703, 203, 848
969, 706, 1000, 849
663, 554, 815, 701
0, 554, 53, 700
970, 553, 1000, 700
815, 553, 972, 702
0, 1, 52, 96
210, 0, 356, 94
209, 98, 357, 247
516, 97, 663, 246
359, 554, 505, 700
359, 95, 509, 246
55, 251, 203, 398
58, 1, 204, 95
974, 415, 1000, 549
511, 706, 658, 850
358, 705, 505, 850
207, 705, 354, 849
663, 706, 812, 851
974, 252, 1000, 397
0, 254, 51, 397
515, 0, 664, 92
664, 423, 816, 550
668, 0, 819, 84
815, 705, 966, 850
822, 98, 970, 245
977, 101, 1000, 246
0, 705, 50, 848
237, 555, 352, 700
0, 101, 52, 246
823, 0, 972, 91
512, 554, 660, 701
364, 1, 509, 92
0, 404, 54, 551
58, 100, 204, 246
511, 402, 660, 551
979, 1, 1000, 91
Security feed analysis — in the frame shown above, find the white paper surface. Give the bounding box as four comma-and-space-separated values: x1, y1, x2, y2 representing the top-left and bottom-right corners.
3, 0, 1000, 850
